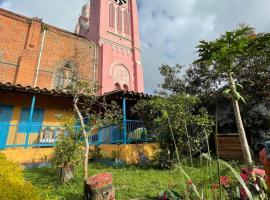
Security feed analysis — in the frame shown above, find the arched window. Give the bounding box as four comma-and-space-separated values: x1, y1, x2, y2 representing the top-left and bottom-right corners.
123, 84, 129, 91
54, 61, 78, 89
112, 64, 130, 86
117, 7, 122, 33
123, 10, 130, 35
55, 68, 65, 89
114, 83, 121, 90
109, 3, 115, 29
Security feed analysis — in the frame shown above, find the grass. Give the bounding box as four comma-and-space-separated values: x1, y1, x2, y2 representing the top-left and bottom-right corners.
24, 160, 238, 200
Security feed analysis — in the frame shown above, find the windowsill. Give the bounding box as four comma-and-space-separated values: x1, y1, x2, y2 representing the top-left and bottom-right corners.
107, 31, 131, 41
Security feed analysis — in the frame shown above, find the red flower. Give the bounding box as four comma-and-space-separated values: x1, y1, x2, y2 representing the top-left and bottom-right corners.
186, 179, 193, 185
211, 183, 219, 191
240, 172, 249, 183
240, 187, 248, 200
220, 176, 231, 186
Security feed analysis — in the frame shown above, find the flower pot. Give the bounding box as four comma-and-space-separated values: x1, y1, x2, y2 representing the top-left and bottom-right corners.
59, 165, 74, 183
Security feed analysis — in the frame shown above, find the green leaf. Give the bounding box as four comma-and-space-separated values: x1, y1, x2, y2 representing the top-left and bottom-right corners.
223, 88, 231, 96
236, 83, 244, 90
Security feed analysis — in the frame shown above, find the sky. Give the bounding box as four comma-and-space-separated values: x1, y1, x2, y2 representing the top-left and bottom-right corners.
1, 0, 270, 93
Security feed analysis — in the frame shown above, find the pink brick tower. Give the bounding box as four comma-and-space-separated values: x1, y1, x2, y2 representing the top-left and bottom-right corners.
76, 0, 144, 94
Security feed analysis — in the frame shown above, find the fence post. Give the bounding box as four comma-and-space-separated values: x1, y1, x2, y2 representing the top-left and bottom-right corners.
25, 95, 36, 148
123, 97, 127, 144
98, 129, 101, 146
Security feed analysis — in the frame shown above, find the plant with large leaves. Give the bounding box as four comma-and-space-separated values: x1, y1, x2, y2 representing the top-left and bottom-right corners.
194, 26, 263, 170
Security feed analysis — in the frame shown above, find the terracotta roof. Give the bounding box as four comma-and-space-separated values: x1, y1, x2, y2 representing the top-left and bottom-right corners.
101, 90, 152, 101
0, 82, 151, 100
0, 82, 72, 98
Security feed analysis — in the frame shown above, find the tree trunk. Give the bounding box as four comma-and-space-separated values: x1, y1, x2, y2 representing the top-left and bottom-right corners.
228, 74, 253, 170
232, 99, 253, 169
74, 99, 90, 181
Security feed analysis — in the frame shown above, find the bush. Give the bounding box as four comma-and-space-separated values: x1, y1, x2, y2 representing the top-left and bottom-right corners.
157, 149, 175, 169
0, 153, 40, 200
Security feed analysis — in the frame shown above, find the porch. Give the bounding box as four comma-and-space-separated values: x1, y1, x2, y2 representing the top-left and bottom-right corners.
0, 82, 153, 149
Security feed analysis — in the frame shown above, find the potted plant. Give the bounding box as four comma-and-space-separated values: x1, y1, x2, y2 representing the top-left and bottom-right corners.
53, 118, 83, 183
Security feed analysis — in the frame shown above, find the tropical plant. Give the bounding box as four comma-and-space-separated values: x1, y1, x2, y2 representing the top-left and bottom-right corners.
194, 26, 259, 170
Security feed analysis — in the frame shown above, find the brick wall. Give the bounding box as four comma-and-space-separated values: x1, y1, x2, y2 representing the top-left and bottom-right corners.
0, 8, 98, 89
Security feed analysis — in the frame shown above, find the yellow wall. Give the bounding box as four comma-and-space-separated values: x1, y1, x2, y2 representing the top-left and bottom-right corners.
90, 143, 160, 164
0, 91, 74, 146
1, 143, 160, 165
1, 148, 54, 164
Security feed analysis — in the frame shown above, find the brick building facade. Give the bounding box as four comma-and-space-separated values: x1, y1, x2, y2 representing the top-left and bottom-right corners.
0, 0, 144, 93
0, 0, 145, 150
0, 8, 98, 90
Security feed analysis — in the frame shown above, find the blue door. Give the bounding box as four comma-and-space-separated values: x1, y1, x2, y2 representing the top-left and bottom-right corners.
0, 105, 13, 148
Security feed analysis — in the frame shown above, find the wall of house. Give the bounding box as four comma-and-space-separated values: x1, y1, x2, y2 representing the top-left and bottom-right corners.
90, 143, 160, 164
1, 143, 160, 165
0, 8, 98, 89
0, 91, 73, 146
1, 148, 54, 164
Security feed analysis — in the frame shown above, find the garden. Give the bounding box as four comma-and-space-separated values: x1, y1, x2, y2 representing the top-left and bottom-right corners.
1, 26, 270, 200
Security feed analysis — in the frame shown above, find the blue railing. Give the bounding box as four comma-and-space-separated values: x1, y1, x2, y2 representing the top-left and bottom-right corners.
0, 120, 154, 149
89, 120, 152, 145
0, 124, 82, 149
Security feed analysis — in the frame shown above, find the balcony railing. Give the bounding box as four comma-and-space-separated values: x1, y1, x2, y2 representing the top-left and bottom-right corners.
89, 120, 152, 145
0, 120, 154, 149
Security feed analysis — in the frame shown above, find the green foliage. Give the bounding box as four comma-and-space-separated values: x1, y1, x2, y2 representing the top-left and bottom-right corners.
133, 94, 213, 163
156, 149, 175, 169
0, 153, 40, 200
53, 117, 83, 169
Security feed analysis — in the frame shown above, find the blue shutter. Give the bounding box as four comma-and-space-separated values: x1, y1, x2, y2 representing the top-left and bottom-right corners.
18, 108, 44, 133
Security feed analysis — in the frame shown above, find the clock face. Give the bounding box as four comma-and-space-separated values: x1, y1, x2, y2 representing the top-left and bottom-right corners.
114, 0, 127, 5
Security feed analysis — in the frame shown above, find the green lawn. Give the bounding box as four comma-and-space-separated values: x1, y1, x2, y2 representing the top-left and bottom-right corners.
24, 160, 234, 200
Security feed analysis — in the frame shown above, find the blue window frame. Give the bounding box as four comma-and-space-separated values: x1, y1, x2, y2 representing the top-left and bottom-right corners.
18, 108, 44, 133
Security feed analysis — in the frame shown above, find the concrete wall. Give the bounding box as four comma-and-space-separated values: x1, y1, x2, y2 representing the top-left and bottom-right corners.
91, 143, 160, 164
1, 143, 160, 165
1, 148, 54, 164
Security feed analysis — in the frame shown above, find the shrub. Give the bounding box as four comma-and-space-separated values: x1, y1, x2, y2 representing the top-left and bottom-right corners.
0, 153, 40, 200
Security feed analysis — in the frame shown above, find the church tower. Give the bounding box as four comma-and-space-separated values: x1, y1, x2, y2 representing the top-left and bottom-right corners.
75, 0, 144, 94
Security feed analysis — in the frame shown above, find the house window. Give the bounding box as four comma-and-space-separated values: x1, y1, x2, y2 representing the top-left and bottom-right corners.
115, 82, 121, 90
109, 3, 115, 29
18, 108, 45, 133
54, 61, 78, 89
117, 7, 122, 33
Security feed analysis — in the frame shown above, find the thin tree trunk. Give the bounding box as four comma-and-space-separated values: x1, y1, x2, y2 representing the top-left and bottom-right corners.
232, 99, 253, 169
74, 98, 89, 181
228, 74, 253, 170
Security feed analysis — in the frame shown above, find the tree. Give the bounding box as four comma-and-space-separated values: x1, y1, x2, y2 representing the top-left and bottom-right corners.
193, 26, 269, 170
133, 94, 213, 167
65, 78, 122, 198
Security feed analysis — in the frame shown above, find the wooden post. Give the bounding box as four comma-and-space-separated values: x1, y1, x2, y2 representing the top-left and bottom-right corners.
85, 173, 115, 200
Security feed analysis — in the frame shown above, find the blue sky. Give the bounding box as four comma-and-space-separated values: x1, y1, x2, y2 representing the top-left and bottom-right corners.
1, 0, 270, 93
